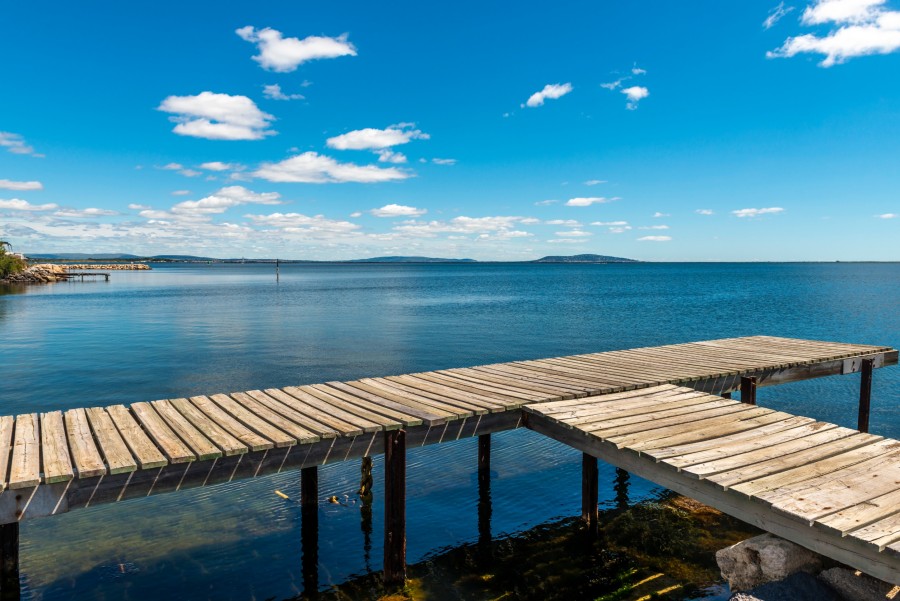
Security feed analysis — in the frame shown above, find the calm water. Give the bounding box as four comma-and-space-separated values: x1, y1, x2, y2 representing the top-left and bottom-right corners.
1, 262, 898, 600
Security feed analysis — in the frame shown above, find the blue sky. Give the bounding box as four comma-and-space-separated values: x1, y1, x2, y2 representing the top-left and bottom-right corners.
1, 0, 898, 261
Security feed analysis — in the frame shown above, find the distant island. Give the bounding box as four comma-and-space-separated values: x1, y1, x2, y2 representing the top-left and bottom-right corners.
532, 254, 638, 263
23, 253, 638, 264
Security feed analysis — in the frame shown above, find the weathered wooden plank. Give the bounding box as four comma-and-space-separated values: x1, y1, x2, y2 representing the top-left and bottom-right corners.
131, 402, 196, 463
8, 414, 40, 490
63, 409, 106, 479
39, 411, 74, 484
152, 399, 223, 461
168, 397, 248, 456
228, 392, 322, 443
324, 381, 449, 426
815, 488, 900, 535
187, 396, 274, 451
104, 405, 167, 470
0, 416, 15, 490
208, 393, 295, 448
241, 390, 340, 438
262, 388, 366, 436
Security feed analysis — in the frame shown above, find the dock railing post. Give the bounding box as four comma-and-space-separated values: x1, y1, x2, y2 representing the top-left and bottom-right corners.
740, 376, 757, 406
300, 466, 318, 597
582, 453, 599, 536
0, 522, 19, 601
858, 358, 873, 433
384, 430, 407, 586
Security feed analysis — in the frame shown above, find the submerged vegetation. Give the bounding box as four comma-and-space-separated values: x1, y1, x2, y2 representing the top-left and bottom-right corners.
315, 493, 759, 601
0, 240, 26, 279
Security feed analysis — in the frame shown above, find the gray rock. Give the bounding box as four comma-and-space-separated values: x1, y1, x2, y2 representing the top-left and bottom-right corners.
730, 571, 843, 601
819, 567, 897, 601
717, 533, 824, 592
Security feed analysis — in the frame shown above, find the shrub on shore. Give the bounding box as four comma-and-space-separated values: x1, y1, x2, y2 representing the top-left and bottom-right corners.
0, 241, 26, 279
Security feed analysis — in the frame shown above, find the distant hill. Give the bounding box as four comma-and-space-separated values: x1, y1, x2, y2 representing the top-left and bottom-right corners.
533, 254, 638, 263
349, 256, 477, 263
27, 253, 141, 260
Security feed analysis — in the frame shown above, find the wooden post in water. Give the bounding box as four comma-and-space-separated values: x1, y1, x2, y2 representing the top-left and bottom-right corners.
383, 430, 407, 585
300, 466, 318, 597
858, 358, 873, 433
478, 434, 490, 479
477, 434, 492, 556
581, 453, 599, 536
740, 376, 757, 406
276, 258, 280, 282
0, 522, 19, 601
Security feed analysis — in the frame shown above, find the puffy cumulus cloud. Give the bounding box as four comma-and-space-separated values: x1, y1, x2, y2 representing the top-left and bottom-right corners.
534, 199, 558, 206
236, 26, 356, 72
732, 207, 784, 218
326, 124, 429, 150
128, 203, 150, 210
876, 212, 897, 218
200, 161, 243, 172
639, 225, 670, 230
591, 220, 629, 226
392, 215, 534, 238
546, 219, 581, 226
565, 196, 615, 207
524, 83, 573, 108
0, 198, 58, 211
653, 212, 670, 218
262, 84, 304, 101
638, 235, 672, 241
254, 152, 411, 183
0, 132, 42, 157
158, 92, 276, 140
696, 209, 714, 215
170, 186, 283, 217
0, 179, 42, 191
244, 212, 361, 236
554, 230, 592, 237
764, 2, 796, 28
370, 204, 426, 217
53, 208, 119, 218
622, 86, 649, 110
769, 0, 900, 66
376, 150, 407, 164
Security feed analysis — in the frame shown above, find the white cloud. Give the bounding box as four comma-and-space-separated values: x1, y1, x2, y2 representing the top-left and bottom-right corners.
349, 211, 363, 218
524, 83, 573, 108
622, 86, 650, 110
732, 207, 785, 218
158, 92, 276, 140
0, 132, 42, 157
547, 238, 581, 244
769, 0, 900, 66
244, 212, 360, 235
546, 219, 581, 226
171, 186, 283, 217
0, 198, 58, 211
696, 209, 714, 215
128, 203, 150, 210
608, 226, 632, 234
554, 230, 592, 237
370, 204, 427, 217
565, 196, 615, 207
236, 26, 356, 72
584, 179, 606, 186
591, 220, 629, 226
54, 208, 119, 218
179, 169, 202, 178
876, 212, 897, 218
764, 2, 796, 28
653, 212, 670, 218
600, 79, 624, 90
639, 225, 670, 230
254, 152, 411, 183
432, 158, 457, 165
263, 84, 304, 101
392, 215, 532, 238
638, 235, 672, 241
326, 124, 429, 150
0, 179, 42, 191
160, 163, 183, 170
200, 161, 240, 172
377, 149, 408, 164
172, 190, 191, 196
534, 199, 559, 206
632, 65, 647, 75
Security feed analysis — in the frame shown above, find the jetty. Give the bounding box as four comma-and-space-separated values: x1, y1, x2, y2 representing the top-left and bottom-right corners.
0, 335, 897, 597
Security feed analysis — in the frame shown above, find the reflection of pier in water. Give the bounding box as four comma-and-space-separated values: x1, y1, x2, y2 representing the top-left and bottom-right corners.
0, 336, 897, 598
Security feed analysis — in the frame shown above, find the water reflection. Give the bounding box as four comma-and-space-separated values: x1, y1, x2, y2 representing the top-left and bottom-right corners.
614, 468, 631, 510
358, 458, 374, 575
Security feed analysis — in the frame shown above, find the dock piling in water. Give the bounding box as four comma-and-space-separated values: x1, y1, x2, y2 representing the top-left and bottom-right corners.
582, 454, 599, 536
383, 430, 407, 585
741, 376, 757, 405
0, 522, 18, 601
858, 358, 873, 433
300, 466, 318, 596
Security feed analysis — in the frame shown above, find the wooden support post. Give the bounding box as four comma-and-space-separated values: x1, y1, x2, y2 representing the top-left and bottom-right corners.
478, 434, 490, 481
722, 392, 731, 399
858, 358, 873, 433
581, 453, 599, 536
740, 376, 757, 406
0, 522, 19, 601
477, 434, 492, 556
383, 430, 407, 586
300, 466, 318, 597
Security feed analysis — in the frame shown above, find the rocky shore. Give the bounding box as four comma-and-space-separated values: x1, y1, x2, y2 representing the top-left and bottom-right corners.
2, 263, 69, 283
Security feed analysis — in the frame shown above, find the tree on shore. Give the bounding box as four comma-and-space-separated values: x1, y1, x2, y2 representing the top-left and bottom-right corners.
0, 240, 26, 278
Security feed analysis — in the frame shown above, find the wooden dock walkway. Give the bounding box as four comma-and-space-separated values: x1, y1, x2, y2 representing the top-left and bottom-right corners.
0, 335, 896, 594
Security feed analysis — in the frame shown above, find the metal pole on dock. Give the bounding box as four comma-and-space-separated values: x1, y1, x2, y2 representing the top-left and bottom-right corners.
0, 522, 19, 601
300, 466, 318, 597
858, 358, 873, 433
383, 430, 407, 585
740, 376, 757, 406
581, 453, 599, 536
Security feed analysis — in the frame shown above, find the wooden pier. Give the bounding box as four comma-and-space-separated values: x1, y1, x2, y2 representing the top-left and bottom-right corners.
61, 271, 110, 281
0, 335, 896, 596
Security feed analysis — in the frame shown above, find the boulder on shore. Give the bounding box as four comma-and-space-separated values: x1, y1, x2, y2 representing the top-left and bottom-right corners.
716, 534, 824, 592
2, 263, 68, 283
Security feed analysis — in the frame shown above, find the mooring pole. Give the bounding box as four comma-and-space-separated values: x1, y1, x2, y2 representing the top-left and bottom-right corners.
300, 466, 318, 597
740, 376, 757, 406
581, 453, 599, 536
384, 430, 407, 585
0, 522, 19, 601
276, 258, 280, 282
858, 358, 873, 433
477, 434, 492, 556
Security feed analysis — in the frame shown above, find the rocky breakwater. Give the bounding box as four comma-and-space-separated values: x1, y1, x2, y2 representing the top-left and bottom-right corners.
2, 263, 69, 283
64, 263, 151, 270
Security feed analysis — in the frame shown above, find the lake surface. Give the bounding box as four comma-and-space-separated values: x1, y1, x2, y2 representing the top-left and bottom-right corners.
1, 262, 898, 600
